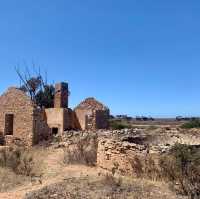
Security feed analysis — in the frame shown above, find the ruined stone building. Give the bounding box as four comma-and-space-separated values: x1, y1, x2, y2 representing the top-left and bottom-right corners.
45, 84, 110, 133
74, 98, 110, 130
0, 82, 110, 146
0, 87, 49, 146
45, 82, 75, 135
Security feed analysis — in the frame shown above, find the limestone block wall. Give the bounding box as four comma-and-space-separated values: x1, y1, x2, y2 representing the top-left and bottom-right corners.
33, 109, 50, 143
74, 108, 93, 130
95, 110, 110, 129
74, 97, 110, 131
45, 108, 64, 135
45, 108, 73, 135
54, 83, 68, 108
74, 109, 109, 130
63, 108, 75, 130
0, 88, 36, 146
97, 138, 148, 176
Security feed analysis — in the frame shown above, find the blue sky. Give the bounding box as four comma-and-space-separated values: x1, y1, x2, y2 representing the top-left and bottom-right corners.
0, 0, 200, 117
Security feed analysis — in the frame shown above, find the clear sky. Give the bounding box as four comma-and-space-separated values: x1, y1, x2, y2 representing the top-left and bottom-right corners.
0, 0, 200, 117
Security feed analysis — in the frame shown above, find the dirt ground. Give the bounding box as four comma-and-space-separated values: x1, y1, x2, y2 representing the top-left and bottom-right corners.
0, 146, 185, 199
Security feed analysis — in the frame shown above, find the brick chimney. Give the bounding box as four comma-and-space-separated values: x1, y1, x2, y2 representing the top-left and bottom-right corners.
54, 82, 68, 108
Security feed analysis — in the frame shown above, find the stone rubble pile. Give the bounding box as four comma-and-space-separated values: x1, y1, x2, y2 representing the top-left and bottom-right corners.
52, 127, 200, 175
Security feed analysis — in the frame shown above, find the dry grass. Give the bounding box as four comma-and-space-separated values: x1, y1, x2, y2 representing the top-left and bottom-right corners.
0, 168, 29, 192
129, 155, 160, 181
24, 175, 180, 199
159, 144, 200, 198
0, 146, 44, 176
63, 134, 98, 166
0, 146, 46, 192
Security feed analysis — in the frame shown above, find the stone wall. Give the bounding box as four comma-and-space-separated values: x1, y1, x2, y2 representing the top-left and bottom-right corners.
97, 138, 148, 176
0, 88, 35, 146
95, 110, 110, 129
64, 108, 75, 130
74, 108, 93, 130
33, 109, 50, 144
74, 109, 110, 131
54, 83, 68, 108
74, 98, 110, 131
45, 108, 74, 135
0, 87, 50, 147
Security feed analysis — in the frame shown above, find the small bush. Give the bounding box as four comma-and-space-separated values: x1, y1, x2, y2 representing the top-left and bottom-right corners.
129, 155, 144, 178
102, 173, 122, 188
147, 125, 158, 131
0, 147, 37, 176
181, 119, 200, 129
0, 168, 28, 191
129, 155, 160, 180
63, 134, 98, 166
159, 144, 200, 198
109, 120, 132, 130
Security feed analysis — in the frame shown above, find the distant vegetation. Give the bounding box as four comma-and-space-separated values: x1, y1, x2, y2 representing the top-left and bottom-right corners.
109, 119, 132, 130
136, 116, 155, 121
181, 118, 200, 129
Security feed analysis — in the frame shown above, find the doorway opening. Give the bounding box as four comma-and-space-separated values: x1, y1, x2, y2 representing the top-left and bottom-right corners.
52, 127, 58, 135
5, 114, 14, 135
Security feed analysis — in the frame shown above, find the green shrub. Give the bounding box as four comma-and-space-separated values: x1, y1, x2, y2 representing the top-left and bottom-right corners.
109, 120, 132, 130
159, 144, 200, 198
181, 119, 200, 129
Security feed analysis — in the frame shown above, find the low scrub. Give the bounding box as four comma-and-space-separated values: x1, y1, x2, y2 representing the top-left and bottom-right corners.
102, 173, 122, 188
181, 119, 200, 129
0, 147, 42, 177
159, 144, 200, 198
129, 155, 160, 181
24, 175, 175, 199
109, 120, 132, 130
129, 145, 200, 198
63, 134, 98, 166
0, 168, 28, 192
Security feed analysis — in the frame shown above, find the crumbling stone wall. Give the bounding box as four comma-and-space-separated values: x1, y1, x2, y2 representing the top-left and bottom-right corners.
97, 138, 148, 176
64, 108, 75, 130
74, 108, 93, 130
33, 109, 50, 143
45, 108, 74, 135
95, 110, 109, 129
54, 82, 68, 108
74, 98, 110, 130
0, 87, 49, 146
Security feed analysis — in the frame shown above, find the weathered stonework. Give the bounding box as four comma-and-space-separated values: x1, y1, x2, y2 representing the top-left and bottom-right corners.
97, 138, 148, 176
54, 82, 69, 108
0, 82, 110, 147
45, 108, 75, 136
74, 98, 110, 130
0, 87, 50, 146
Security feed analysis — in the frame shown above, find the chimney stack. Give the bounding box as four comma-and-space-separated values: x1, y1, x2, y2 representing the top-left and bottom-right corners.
54, 82, 68, 108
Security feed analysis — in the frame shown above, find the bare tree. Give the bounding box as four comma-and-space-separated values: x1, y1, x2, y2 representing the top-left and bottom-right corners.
15, 65, 55, 108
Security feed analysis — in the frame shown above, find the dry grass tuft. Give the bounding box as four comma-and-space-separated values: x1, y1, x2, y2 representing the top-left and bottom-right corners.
0, 146, 46, 192
0, 168, 28, 192
63, 134, 98, 166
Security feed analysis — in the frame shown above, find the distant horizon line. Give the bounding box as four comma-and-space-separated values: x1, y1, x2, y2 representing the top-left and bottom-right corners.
112, 114, 200, 119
